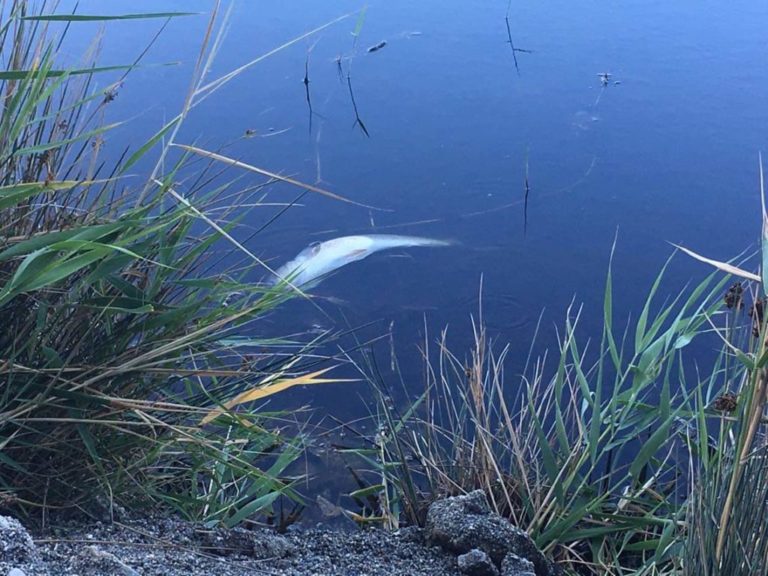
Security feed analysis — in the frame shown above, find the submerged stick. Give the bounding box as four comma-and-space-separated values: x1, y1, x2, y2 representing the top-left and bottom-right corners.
367, 41, 387, 53
523, 151, 530, 236
304, 55, 313, 135
504, 2, 532, 75
347, 75, 370, 137
335, 54, 344, 83
303, 39, 324, 136
505, 15, 520, 75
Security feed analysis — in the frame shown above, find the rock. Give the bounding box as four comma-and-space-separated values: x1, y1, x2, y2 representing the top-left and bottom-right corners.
0, 516, 36, 563
93, 494, 129, 522
457, 548, 499, 576
199, 527, 254, 556
73, 545, 140, 576
501, 553, 536, 576
252, 531, 294, 560
7, 568, 27, 576
396, 526, 425, 544
198, 526, 294, 560
425, 491, 553, 575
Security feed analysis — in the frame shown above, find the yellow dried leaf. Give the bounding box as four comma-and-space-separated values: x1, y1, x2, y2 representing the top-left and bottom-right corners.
199, 366, 356, 425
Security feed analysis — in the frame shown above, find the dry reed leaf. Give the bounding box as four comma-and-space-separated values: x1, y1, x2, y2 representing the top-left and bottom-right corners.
200, 366, 356, 425
672, 244, 761, 282
173, 144, 385, 210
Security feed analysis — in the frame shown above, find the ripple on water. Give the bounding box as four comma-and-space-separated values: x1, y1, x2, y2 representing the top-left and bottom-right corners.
572, 109, 601, 131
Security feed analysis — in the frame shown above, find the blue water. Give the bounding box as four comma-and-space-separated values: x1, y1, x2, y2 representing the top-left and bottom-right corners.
61, 1, 767, 417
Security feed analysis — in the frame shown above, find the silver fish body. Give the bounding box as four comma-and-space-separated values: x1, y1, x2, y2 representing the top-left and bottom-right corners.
270, 234, 450, 288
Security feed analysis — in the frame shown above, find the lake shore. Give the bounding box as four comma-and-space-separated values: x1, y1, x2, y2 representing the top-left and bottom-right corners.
0, 490, 558, 576
0, 514, 462, 576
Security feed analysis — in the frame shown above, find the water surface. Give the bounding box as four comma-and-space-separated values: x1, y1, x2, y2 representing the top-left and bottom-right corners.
64, 0, 768, 416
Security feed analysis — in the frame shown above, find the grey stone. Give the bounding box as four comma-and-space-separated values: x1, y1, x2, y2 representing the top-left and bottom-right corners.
396, 525, 425, 544
7, 568, 27, 576
252, 531, 295, 560
501, 553, 536, 576
199, 526, 255, 556
425, 491, 554, 575
199, 526, 294, 560
72, 545, 140, 576
457, 548, 499, 576
0, 516, 36, 563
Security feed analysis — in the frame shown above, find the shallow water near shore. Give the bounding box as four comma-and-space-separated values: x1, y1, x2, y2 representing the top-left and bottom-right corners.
64, 0, 768, 416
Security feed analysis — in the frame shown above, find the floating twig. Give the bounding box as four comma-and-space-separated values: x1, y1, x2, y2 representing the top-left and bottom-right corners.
505, 15, 520, 75
523, 151, 530, 236
303, 56, 314, 135
367, 40, 387, 53
303, 40, 324, 136
347, 75, 370, 137
505, 1, 532, 75
335, 54, 344, 83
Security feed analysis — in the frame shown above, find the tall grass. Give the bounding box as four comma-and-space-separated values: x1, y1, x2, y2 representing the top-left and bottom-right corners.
684, 446, 768, 575
345, 241, 767, 573
0, 1, 350, 526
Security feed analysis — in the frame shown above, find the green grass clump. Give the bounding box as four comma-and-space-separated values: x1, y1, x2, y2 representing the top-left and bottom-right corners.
345, 237, 768, 574
0, 1, 344, 526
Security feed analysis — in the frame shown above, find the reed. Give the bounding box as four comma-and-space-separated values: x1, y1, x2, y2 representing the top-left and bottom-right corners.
0, 0, 346, 527
346, 238, 767, 574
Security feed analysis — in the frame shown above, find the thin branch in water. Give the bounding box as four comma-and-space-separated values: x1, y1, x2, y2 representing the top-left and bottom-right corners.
367, 41, 387, 53
335, 54, 344, 83
504, 15, 520, 75
303, 38, 323, 137
304, 55, 313, 136
504, 2, 532, 75
347, 75, 370, 137
523, 150, 530, 237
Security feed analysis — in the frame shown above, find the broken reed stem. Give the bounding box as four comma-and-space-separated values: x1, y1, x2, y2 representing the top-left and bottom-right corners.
715, 366, 768, 561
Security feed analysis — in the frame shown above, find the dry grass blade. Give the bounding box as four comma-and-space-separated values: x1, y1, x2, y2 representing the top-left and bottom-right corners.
672, 243, 760, 282
173, 144, 387, 210
200, 366, 357, 425
194, 12, 353, 99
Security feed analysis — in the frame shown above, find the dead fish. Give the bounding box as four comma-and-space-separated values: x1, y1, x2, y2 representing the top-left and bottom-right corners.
270, 234, 450, 287
367, 41, 387, 53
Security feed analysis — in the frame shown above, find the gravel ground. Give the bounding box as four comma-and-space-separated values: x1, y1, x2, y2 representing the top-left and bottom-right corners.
0, 514, 464, 576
